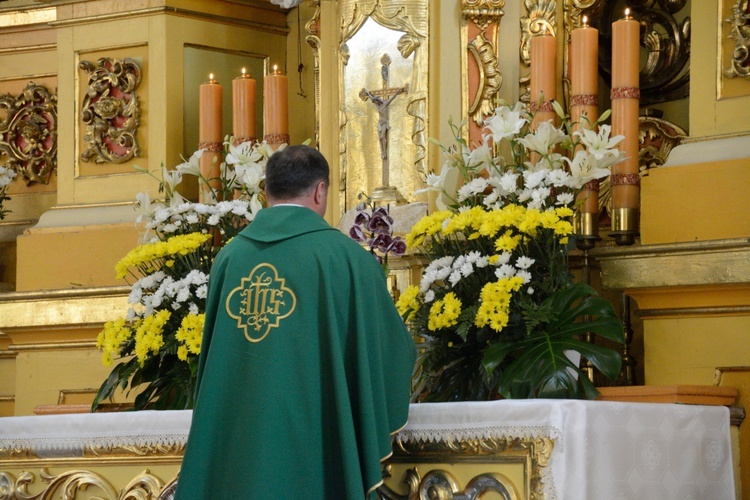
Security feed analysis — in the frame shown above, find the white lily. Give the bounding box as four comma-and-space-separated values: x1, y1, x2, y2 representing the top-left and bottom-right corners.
564, 150, 613, 187
484, 103, 528, 142
575, 124, 625, 160
518, 121, 567, 155
175, 149, 204, 176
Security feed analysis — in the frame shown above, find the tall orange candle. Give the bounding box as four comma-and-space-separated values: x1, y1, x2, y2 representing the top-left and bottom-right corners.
571, 16, 600, 217
199, 73, 223, 201
263, 65, 289, 149
610, 8, 640, 212
530, 28, 557, 128
232, 67, 257, 146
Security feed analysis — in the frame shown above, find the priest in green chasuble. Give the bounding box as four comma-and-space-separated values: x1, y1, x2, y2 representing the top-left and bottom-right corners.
175, 145, 416, 499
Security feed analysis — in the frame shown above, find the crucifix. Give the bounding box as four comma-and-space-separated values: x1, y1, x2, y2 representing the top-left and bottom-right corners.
359, 53, 409, 188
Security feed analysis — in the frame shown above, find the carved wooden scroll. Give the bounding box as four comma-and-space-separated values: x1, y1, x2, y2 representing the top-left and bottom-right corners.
79, 57, 142, 164
0, 82, 57, 185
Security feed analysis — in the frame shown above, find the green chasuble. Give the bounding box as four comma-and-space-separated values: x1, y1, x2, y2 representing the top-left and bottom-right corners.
175, 206, 415, 499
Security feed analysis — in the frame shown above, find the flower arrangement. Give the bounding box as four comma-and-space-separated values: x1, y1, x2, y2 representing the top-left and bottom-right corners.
0, 165, 17, 220
397, 101, 626, 401
93, 139, 278, 410
348, 200, 407, 275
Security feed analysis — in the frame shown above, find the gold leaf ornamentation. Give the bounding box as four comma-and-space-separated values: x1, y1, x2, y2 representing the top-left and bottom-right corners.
0, 82, 57, 185
79, 57, 142, 164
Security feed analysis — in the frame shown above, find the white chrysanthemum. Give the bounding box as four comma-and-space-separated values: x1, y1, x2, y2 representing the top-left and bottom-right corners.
515, 256, 535, 269
556, 192, 575, 206
547, 169, 572, 188
460, 262, 474, 277
523, 169, 548, 190
497, 252, 512, 265
457, 177, 490, 202
449, 270, 462, 287
495, 264, 515, 279
517, 270, 532, 284
424, 289, 436, 303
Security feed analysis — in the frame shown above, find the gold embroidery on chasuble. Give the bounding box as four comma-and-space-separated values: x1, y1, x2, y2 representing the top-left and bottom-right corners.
225, 263, 297, 343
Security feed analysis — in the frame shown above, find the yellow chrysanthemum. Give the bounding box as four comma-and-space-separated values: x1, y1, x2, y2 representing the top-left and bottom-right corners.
175, 313, 205, 361
96, 318, 133, 367
475, 276, 524, 332
406, 210, 453, 248
494, 230, 522, 252
116, 232, 212, 280
555, 206, 574, 219
396, 285, 421, 318
134, 310, 171, 366
428, 292, 462, 331
517, 209, 542, 236
442, 206, 485, 235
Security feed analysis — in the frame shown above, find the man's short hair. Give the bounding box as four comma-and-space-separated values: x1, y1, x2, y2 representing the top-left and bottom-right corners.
265, 145, 330, 200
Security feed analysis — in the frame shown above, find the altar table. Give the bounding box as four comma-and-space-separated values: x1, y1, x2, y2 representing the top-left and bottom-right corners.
0, 400, 736, 499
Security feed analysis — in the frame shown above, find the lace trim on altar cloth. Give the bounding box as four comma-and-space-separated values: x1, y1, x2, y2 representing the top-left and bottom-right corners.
396, 424, 561, 444
0, 432, 189, 458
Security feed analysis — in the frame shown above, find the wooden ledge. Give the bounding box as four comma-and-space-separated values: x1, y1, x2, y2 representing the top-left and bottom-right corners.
596, 385, 738, 406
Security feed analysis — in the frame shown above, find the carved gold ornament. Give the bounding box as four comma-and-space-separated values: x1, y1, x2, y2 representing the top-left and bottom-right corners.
381, 433, 554, 500
0, 82, 57, 185
379, 468, 519, 499
724, 0, 750, 79
520, 0, 557, 67
462, 1, 505, 128
79, 57, 142, 164
0, 468, 169, 499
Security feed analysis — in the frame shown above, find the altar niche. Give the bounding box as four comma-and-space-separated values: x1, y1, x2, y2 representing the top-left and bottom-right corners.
340, 5, 428, 212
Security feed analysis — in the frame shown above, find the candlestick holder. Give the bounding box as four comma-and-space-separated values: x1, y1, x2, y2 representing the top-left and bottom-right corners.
574, 211, 601, 251
370, 186, 407, 207
610, 207, 639, 246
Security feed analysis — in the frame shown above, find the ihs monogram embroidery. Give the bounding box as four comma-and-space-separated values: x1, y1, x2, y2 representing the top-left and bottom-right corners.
225, 263, 296, 342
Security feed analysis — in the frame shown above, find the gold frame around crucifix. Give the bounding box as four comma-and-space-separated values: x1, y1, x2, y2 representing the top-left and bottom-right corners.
338, 0, 429, 212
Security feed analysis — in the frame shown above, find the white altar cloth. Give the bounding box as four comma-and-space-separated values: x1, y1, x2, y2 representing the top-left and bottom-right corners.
398, 399, 735, 499
0, 400, 735, 498
0, 410, 191, 458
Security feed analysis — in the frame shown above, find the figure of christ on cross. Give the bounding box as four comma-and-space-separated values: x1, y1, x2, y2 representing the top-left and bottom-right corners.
359, 53, 409, 188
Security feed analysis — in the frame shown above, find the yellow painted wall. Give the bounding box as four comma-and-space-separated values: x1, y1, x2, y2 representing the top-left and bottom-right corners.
15, 223, 140, 291
644, 316, 750, 386
640, 158, 750, 245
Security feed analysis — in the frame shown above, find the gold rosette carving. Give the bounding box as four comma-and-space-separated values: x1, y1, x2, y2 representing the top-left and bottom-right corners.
0, 82, 57, 185
79, 57, 142, 164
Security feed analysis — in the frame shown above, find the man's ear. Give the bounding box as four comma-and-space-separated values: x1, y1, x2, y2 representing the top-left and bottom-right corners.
314, 180, 328, 205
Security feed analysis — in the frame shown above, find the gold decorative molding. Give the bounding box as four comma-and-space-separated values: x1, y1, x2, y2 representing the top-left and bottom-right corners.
638, 114, 686, 170
78, 57, 142, 165
304, 0, 321, 148
724, 0, 750, 79
461, 1, 504, 133
384, 434, 554, 500
0, 286, 129, 333
0, 468, 167, 499
0, 82, 58, 185
591, 238, 750, 290
520, 0, 557, 67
